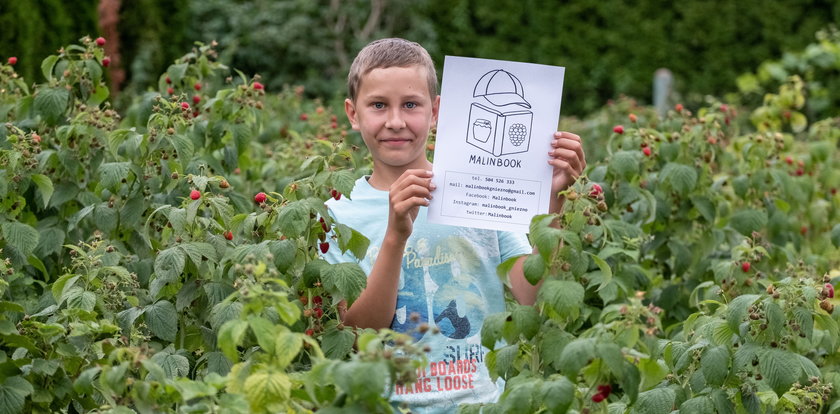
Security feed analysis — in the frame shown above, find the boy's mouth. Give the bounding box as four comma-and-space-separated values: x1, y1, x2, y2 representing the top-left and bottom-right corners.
379, 138, 413, 144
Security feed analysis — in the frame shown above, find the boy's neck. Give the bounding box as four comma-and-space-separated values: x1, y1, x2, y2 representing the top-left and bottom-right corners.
367, 159, 433, 190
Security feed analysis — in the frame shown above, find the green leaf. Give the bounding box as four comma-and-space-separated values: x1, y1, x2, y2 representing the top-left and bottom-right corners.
529, 215, 561, 261
679, 396, 714, 412
64, 287, 96, 311
334, 223, 370, 260
701, 346, 730, 386
320, 262, 366, 306
729, 209, 768, 236
1, 222, 40, 257
329, 170, 357, 198
246, 315, 277, 352
609, 151, 640, 180
98, 162, 132, 191
481, 312, 507, 350
167, 63, 189, 84
218, 319, 248, 361
661, 163, 698, 195
760, 349, 801, 397
277, 200, 309, 238
150, 350, 191, 379
41, 55, 59, 80
557, 338, 596, 376
321, 327, 355, 359
726, 294, 760, 333
154, 246, 186, 285
179, 242, 219, 265
273, 330, 303, 369
244, 370, 291, 410
537, 280, 584, 319
33, 87, 70, 125
170, 134, 195, 162
510, 304, 540, 340
210, 301, 243, 331
116, 307, 144, 334
632, 387, 675, 414
30, 174, 54, 209
539, 376, 574, 413
0, 376, 32, 414
522, 254, 545, 285
144, 300, 178, 342
831, 224, 840, 248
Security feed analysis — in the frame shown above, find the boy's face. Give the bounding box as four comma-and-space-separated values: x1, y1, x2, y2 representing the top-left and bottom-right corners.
345, 65, 440, 172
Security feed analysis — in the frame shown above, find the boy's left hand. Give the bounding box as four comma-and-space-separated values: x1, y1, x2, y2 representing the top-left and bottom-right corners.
548, 131, 586, 211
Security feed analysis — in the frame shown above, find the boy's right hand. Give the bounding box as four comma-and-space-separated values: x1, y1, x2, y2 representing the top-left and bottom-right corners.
387, 169, 435, 241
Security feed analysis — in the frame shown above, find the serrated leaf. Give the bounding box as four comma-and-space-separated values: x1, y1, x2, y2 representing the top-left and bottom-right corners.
210, 301, 243, 331
329, 170, 357, 198
701, 346, 730, 386
729, 209, 768, 236
609, 151, 640, 180
726, 294, 759, 333
481, 312, 507, 350
277, 200, 309, 238
116, 307, 145, 334
64, 288, 96, 311
831, 224, 840, 248
522, 254, 545, 285
760, 349, 801, 396
244, 371, 291, 409
321, 328, 355, 359
537, 280, 584, 319
154, 246, 186, 286
661, 163, 698, 195
510, 304, 540, 340
144, 300, 178, 342
41, 55, 59, 80
0, 376, 31, 414
218, 319, 248, 361
274, 330, 303, 369
150, 350, 190, 379
320, 262, 366, 306
1, 222, 40, 257
679, 396, 714, 412
557, 338, 596, 376
334, 223, 370, 260
98, 162, 131, 191
633, 387, 675, 414
34, 87, 69, 125
539, 376, 574, 412
30, 174, 54, 209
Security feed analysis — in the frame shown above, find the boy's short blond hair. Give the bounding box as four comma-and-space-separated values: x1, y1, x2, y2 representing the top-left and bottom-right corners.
347, 38, 438, 102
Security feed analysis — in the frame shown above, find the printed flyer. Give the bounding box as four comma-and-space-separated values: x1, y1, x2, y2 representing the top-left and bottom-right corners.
428, 56, 566, 233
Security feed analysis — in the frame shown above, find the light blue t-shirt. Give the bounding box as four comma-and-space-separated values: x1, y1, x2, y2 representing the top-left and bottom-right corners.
324, 176, 532, 413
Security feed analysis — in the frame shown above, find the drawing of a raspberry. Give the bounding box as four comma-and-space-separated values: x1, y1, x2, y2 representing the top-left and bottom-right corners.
508, 123, 527, 146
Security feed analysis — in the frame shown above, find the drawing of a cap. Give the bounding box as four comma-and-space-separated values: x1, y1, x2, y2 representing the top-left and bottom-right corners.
473, 69, 531, 109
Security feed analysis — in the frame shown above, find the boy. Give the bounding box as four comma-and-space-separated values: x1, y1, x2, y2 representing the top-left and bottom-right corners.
323, 38, 585, 412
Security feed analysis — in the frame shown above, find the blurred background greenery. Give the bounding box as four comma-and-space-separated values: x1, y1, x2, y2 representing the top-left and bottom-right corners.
1, 0, 838, 116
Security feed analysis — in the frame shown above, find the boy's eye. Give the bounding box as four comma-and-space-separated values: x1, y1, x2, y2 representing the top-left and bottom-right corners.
373, 102, 385, 109
404, 102, 417, 109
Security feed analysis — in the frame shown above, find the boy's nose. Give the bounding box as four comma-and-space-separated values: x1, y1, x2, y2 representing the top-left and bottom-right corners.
385, 109, 406, 129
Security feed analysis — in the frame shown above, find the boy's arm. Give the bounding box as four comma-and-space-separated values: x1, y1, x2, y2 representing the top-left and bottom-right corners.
339, 169, 435, 329
509, 131, 586, 305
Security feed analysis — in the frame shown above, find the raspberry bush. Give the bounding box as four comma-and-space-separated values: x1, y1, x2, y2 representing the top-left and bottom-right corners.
0, 34, 838, 413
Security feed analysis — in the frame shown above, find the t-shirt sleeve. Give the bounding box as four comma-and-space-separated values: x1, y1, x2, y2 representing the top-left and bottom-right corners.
497, 230, 532, 261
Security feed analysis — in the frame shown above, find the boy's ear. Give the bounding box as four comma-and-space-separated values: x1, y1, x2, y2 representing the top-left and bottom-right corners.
344, 98, 360, 130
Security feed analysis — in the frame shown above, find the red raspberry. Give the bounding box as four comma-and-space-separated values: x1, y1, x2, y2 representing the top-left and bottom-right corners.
597, 384, 612, 396
193, 95, 201, 105
165, 76, 172, 84
591, 393, 606, 403
32, 134, 41, 144
95, 37, 106, 46
785, 156, 793, 165
224, 230, 233, 241
675, 103, 684, 112
826, 283, 835, 299
252, 81, 264, 90
741, 262, 751, 273
312, 296, 323, 306
313, 307, 324, 318
305, 328, 315, 336
190, 190, 201, 200
7, 57, 17, 65
194, 83, 202, 91
181, 102, 190, 110
300, 113, 309, 121
320, 217, 329, 233
613, 125, 624, 134
643, 147, 652, 157
254, 192, 267, 203
629, 113, 637, 123
102, 57, 110, 67
330, 189, 342, 200
319, 242, 329, 254
589, 183, 603, 197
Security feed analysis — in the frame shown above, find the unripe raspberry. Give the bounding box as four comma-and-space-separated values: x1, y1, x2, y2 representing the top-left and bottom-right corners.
629, 113, 637, 123
675, 103, 684, 112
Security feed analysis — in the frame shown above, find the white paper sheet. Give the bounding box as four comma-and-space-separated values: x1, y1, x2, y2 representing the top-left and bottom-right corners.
427, 56, 565, 233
